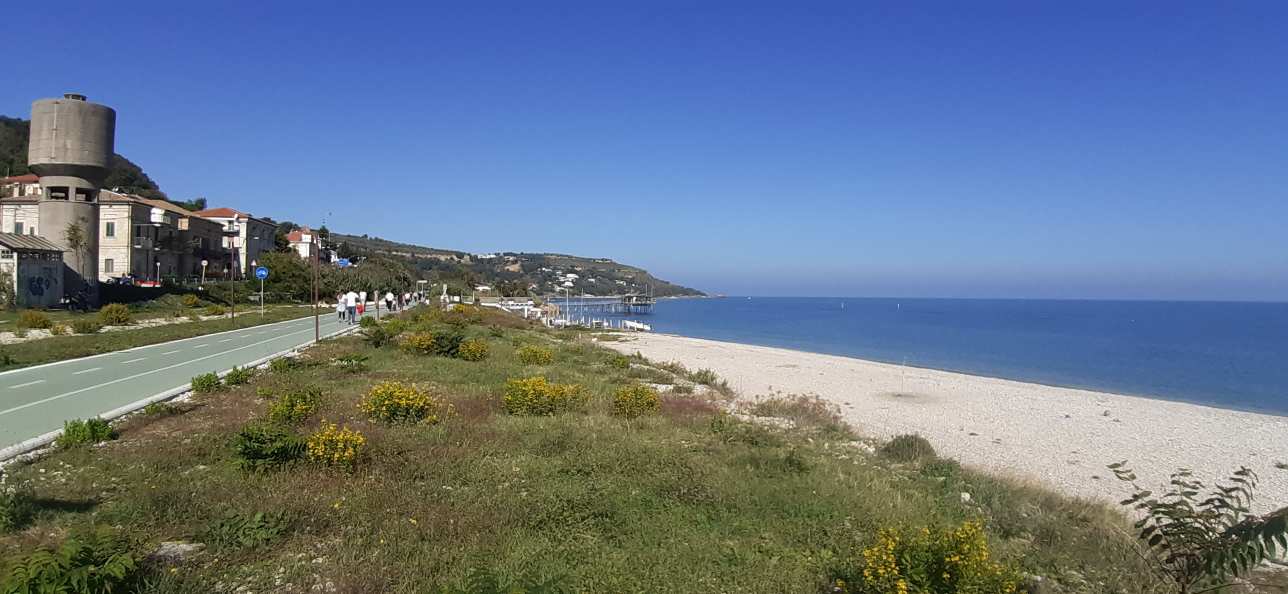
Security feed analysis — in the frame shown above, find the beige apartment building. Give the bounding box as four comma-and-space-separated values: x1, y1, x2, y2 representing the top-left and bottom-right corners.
98, 191, 230, 281
194, 207, 278, 278
0, 190, 231, 283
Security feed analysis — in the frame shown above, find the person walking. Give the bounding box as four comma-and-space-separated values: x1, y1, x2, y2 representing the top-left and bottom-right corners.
385, 290, 395, 312
335, 293, 345, 321
344, 289, 359, 324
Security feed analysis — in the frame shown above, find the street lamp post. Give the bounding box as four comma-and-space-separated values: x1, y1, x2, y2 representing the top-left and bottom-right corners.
200, 259, 208, 285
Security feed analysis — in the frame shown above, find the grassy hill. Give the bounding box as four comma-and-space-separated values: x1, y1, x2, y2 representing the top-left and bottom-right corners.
331, 232, 705, 297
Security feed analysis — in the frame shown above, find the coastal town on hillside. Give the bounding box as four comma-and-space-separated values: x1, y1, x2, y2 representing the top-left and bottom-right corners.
0, 96, 688, 319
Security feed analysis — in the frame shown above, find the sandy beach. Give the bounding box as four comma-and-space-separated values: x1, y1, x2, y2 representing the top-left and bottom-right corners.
606, 333, 1288, 513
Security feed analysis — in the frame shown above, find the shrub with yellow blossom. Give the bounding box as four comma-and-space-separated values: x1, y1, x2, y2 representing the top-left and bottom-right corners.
307, 422, 366, 468
399, 331, 436, 356
458, 338, 490, 361
361, 381, 445, 424
516, 345, 554, 366
612, 384, 661, 418
853, 521, 1019, 594
503, 376, 586, 415
268, 386, 321, 424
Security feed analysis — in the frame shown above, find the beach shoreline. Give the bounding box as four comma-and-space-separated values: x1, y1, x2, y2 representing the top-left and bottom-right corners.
605, 333, 1288, 513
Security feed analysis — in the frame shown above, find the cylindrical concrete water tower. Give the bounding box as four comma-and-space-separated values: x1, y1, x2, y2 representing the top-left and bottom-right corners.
27, 93, 116, 302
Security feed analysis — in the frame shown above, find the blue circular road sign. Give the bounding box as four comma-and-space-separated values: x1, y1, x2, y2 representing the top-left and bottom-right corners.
255, 266, 269, 280
337, 258, 351, 268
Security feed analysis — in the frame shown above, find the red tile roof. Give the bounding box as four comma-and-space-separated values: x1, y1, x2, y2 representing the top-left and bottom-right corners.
1, 174, 39, 184
194, 207, 248, 218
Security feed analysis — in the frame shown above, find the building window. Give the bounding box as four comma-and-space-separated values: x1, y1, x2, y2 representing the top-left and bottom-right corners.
74, 188, 97, 202
13, 222, 22, 235
104, 258, 115, 273
46, 187, 69, 200
105, 221, 116, 237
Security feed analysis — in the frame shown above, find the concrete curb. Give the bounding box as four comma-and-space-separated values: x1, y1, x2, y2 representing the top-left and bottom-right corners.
0, 322, 362, 464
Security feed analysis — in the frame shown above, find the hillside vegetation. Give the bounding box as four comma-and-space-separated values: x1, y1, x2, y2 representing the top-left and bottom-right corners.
330, 232, 704, 297
1, 116, 168, 202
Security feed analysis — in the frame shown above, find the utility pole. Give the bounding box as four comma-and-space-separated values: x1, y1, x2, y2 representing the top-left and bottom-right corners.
312, 232, 320, 342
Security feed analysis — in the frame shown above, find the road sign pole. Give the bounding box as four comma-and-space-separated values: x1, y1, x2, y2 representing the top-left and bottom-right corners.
260, 277, 264, 317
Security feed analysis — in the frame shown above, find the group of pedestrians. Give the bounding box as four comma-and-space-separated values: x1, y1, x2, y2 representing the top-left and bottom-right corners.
334, 289, 425, 324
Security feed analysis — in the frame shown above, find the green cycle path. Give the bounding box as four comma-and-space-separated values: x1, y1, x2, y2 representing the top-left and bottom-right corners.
0, 311, 362, 455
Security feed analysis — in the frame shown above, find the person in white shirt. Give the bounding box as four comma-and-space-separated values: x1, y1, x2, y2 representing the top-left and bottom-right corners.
335, 293, 345, 321
344, 290, 359, 324
385, 291, 395, 312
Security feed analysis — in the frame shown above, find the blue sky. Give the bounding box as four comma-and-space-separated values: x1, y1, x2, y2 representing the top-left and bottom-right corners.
6, 1, 1287, 300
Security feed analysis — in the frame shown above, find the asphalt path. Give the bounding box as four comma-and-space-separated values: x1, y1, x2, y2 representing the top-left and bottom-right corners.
0, 310, 362, 453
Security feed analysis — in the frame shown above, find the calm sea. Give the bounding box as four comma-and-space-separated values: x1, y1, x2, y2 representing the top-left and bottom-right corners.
641, 298, 1288, 416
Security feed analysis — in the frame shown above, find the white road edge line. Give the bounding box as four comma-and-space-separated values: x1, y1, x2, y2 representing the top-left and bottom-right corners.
162, 350, 180, 355
218, 338, 233, 343
8, 380, 45, 389
0, 311, 321, 378
0, 322, 343, 418
122, 358, 147, 364
72, 367, 102, 375
0, 321, 361, 462
193, 344, 210, 349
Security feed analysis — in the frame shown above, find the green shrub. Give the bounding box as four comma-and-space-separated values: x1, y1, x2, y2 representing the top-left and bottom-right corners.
268, 387, 321, 425
69, 319, 101, 334
670, 384, 694, 395
187, 311, 202, 321
0, 528, 136, 594
204, 304, 227, 316
358, 315, 379, 329
223, 365, 255, 386
0, 482, 34, 533
432, 328, 465, 358
607, 354, 631, 370
232, 422, 306, 471
331, 354, 369, 373
16, 310, 52, 330
517, 345, 554, 366
56, 418, 116, 448
142, 402, 180, 416
181, 293, 201, 308
920, 457, 962, 480
49, 324, 68, 336
12, 327, 27, 339
399, 331, 436, 355
503, 376, 586, 416
383, 318, 408, 337
98, 303, 132, 325
204, 510, 290, 551
268, 357, 298, 374
362, 325, 395, 348
458, 339, 489, 361
847, 521, 1019, 594
190, 372, 223, 394
361, 381, 446, 424
1110, 462, 1288, 593
613, 384, 661, 418
880, 434, 937, 463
